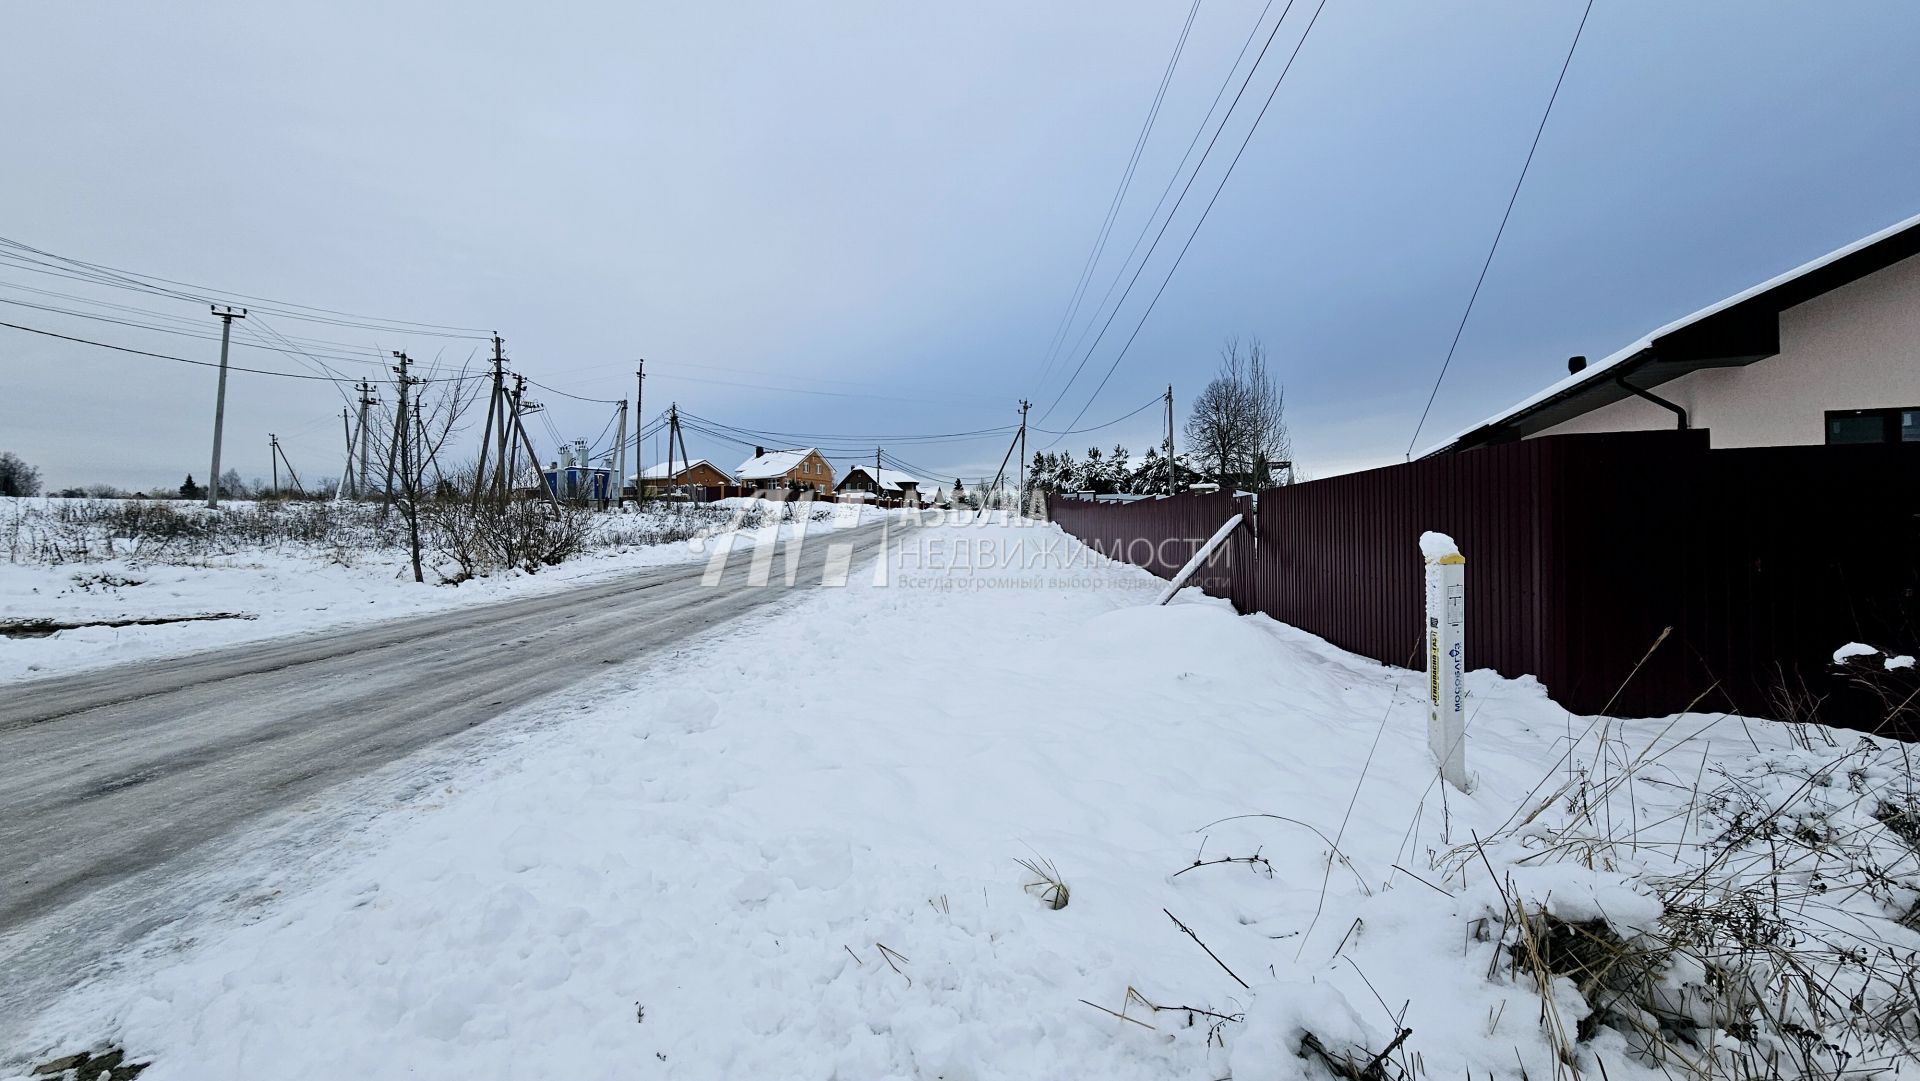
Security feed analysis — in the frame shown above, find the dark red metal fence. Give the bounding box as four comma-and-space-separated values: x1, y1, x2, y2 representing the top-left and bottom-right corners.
1047, 432, 1920, 728
1046, 490, 1248, 600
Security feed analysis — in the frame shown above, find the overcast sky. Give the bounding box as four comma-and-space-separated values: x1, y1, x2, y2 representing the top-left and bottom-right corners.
5, 1, 1916, 492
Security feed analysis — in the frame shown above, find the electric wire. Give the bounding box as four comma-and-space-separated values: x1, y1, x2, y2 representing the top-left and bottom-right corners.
1034, 0, 1305, 425
1043, 0, 1332, 443
1036, 0, 1204, 393
0, 235, 492, 337
1404, 0, 1594, 458
1034, 0, 1281, 407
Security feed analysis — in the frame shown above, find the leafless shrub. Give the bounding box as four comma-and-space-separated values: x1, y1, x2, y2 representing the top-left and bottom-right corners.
0, 498, 403, 565
422, 473, 594, 579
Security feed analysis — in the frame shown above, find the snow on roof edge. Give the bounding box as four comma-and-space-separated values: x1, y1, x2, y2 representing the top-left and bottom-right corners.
1421, 208, 1920, 457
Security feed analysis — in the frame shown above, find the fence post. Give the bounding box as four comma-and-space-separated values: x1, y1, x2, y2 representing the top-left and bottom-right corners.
1422, 531, 1469, 791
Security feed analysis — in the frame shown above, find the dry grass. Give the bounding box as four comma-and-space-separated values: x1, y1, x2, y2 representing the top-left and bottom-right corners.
1015, 854, 1070, 910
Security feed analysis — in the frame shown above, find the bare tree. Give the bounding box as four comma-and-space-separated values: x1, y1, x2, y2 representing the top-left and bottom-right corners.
1181, 337, 1293, 489
0, 452, 42, 497
365, 358, 483, 581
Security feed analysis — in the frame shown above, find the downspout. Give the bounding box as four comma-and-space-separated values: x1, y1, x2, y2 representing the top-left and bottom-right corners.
1615, 374, 1688, 430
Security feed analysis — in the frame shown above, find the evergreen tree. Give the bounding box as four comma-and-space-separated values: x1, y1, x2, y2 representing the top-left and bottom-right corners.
179, 474, 204, 500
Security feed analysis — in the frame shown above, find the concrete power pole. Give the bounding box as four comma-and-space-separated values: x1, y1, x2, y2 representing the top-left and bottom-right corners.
666, 403, 678, 496
1017, 399, 1030, 516
614, 399, 629, 506
634, 360, 646, 499
491, 335, 510, 500
1166, 384, 1175, 497
206, 305, 247, 508
340, 409, 353, 497
354, 380, 378, 499
270, 434, 280, 495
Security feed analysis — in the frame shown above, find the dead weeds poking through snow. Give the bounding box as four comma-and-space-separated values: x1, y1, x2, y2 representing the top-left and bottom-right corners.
1446, 719, 1920, 1081
1015, 854, 1070, 910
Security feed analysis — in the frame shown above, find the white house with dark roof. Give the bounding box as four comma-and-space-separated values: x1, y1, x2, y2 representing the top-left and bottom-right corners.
1431, 210, 1920, 455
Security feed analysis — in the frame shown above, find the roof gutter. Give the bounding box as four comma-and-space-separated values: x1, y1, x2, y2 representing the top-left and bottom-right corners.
1614, 373, 1688, 430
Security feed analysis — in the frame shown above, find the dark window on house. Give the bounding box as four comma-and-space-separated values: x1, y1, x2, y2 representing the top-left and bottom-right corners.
1825, 408, 1920, 445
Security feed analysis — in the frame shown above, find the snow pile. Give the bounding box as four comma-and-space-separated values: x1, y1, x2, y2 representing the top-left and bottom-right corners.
1418, 530, 1461, 561
9, 514, 1917, 1080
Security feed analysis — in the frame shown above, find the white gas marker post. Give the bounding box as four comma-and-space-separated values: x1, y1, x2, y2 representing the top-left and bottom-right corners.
1421, 532, 1470, 792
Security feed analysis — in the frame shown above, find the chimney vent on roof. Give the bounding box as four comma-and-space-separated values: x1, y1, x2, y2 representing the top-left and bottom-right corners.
1568, 355, 1587, 374
754, 446, 765, 458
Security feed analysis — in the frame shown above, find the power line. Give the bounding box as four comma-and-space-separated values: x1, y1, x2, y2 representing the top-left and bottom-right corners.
1036, 0, 1309, 426
0, 317, 486, 383
0, 276, 415, 354
1404, 0, 1594, 458
678, 410, 1019, 446
1034, 393, 1165, 440
521, 377, 625, 405
1034, 0, 1281, 407
0, 293, 395, 367
0, 235, 492, 337
1035, 0, 1204, 394
1045, 0, 1332, 438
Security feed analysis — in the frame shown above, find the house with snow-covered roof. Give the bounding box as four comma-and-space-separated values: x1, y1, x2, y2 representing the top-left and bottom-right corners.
1429, 210, 1920, 455
632, 458, 730, 492
835, 464, 920, 504
735, 447, 833, 495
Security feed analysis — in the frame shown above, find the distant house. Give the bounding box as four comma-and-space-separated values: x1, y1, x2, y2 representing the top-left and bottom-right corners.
735, 447, 833, 494
1432, 210, 1920, 455
633, 458, 731, 493
835, 464, 920, 504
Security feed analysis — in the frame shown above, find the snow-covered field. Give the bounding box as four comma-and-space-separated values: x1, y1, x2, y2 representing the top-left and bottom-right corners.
9, 514, 1918, 1079
0, 497, 880, 683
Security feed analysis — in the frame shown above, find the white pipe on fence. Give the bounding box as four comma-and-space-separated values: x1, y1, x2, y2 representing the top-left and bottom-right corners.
1155, 513, 1243, 605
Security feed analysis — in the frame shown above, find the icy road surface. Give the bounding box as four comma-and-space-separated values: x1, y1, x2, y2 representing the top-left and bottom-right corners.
0, 518, 893, 1045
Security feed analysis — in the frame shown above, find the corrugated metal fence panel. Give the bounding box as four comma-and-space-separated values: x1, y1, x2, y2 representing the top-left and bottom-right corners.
1044, 492, 1244, 590
1046, 433, 1919, 728
1681, 442, 1920, 730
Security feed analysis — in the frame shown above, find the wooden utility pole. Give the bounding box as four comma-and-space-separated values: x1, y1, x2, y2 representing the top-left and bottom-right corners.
206, 305, 247, 508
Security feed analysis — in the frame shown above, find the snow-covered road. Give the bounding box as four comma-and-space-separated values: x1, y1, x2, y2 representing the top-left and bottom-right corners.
0, 518, 893, 1046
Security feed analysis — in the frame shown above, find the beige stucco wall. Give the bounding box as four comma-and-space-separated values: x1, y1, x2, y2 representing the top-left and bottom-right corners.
1532, 251, 1920, 447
